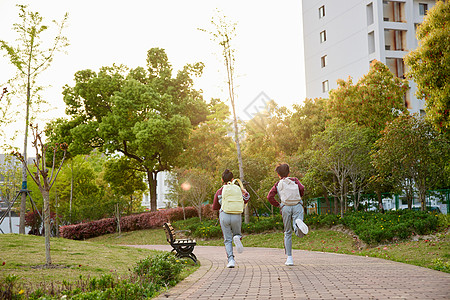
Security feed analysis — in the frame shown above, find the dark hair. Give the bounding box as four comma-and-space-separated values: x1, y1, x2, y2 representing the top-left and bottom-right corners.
275, 163, 289, 178
222, 169, 233, 183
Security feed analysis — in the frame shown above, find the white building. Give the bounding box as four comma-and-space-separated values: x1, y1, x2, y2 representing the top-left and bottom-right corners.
141, 171, 175, 210
302, 0, 437, 115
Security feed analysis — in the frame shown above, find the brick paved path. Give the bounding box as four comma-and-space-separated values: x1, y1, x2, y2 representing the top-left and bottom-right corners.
130, 245, 450, 299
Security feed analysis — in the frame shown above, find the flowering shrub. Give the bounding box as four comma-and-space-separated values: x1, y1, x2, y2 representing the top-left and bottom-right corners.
60, 204, 214, 240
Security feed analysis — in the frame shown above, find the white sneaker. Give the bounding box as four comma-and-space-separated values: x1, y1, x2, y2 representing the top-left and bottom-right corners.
295, 219, 309, 235
233, 235, 244, 253
285, 256, 294, 266
227, 258, 236, 268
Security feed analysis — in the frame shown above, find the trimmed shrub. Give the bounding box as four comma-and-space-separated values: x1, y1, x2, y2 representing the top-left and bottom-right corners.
60, 204, 214, 240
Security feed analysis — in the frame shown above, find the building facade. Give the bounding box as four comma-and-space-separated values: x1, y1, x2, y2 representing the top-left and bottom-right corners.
141, 171, 175, 210
302, 0, 437, 114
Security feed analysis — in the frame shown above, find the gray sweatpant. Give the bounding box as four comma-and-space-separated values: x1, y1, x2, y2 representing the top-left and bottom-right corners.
219, 210, 242, 260
281, 202, 304, 256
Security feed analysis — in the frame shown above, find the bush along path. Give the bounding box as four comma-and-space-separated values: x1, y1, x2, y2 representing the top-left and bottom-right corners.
171, 210, 449, 272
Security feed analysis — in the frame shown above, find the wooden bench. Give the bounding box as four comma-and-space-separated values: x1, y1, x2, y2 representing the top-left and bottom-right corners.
163, 222, 197, 264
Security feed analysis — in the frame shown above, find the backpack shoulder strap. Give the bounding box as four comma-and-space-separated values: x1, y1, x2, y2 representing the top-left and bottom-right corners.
233, 178, 245, 191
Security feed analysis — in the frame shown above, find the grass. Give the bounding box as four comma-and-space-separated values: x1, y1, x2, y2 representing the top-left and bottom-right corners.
0, 233, 198, 287
89, 226, 450, 272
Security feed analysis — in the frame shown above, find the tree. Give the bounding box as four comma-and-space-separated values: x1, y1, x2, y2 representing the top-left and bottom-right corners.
200, 12, 249, 222
328, 60, 408, 139
0, 5, 69, 234
52, 48, 207, 212
13, 124, 67, 266
103, 157, 147, 215
310, 119, 373, 216
371, 113, 450, 211
0, 87, 14, 147
169, 168, 214, 221
244, 100, 298, 162
290, 97, 329, 152
52, 154, 111, 223
404, 1, 450, 136
177, 98, 234, 174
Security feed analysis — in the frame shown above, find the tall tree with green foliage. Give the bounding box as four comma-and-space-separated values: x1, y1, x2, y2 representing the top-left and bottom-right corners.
0, 5, 69, 233
371, 113, 450, 211
54, 48, 207, 212
103, 157, 147, 215
328, 60, 408, 139
290, 97, 329, 152
404, 1, 450, 136
310, 119, 373, 216
244, 100, 298, 163
177, 98, 234, 174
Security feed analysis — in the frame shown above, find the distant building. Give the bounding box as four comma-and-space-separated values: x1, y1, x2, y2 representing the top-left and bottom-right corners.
302, 0, 437, 115
141, 171, 175, 210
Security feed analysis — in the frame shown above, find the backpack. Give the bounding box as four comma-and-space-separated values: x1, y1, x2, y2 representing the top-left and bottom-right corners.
221, 179, 245, 214
277, 177, 302, 206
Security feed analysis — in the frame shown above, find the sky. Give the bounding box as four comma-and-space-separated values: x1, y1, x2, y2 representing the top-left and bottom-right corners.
0, 0, 306, 150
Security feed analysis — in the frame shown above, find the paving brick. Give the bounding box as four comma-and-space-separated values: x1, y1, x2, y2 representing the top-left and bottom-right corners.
129, 245, 450, 299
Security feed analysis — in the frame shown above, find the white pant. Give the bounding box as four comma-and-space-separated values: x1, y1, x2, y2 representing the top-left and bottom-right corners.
281, 202, 304, 256
219, 210, 242, 260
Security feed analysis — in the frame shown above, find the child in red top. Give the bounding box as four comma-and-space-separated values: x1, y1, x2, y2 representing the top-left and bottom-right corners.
213, 169, 250, 268
267, 163, 307, 266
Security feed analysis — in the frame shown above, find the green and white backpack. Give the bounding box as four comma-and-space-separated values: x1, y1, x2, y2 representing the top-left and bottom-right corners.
221, 179, 245, 214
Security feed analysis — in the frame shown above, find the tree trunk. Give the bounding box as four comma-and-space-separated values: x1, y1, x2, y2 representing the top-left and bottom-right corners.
146, 170, 158, 212
115, 203, 121, 235
70, 159, 73, 223
376, 190, 385, 213
42, 189, 52, 265
344, 180, 348, 212
20, 46, 33, 234
352, 181, 358, 211
198, 205, 202, 222
419, 184, 427, 211
231, 96, 248, 223
55, 188, 59, 237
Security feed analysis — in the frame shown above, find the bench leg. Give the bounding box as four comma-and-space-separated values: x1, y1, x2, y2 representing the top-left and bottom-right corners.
172, 246, 197, 264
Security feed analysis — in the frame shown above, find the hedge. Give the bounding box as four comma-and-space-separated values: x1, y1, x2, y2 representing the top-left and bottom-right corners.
60, 204, 216, 240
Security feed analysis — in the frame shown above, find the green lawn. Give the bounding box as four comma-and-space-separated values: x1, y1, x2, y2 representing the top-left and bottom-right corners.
0, 233, 198, 286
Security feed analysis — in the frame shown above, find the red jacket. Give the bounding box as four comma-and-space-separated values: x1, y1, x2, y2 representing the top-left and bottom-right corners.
267, 177, 305, 207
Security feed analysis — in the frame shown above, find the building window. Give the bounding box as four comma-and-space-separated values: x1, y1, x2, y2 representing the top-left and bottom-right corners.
319, 5, 325, 18
322, 80, 329, 93
367, 3, 374, 25
386, 57, 405, 78
321, 55, 327, 68
384, 29, 407, 51
383, 1, 406, 22
419, 3, 428, 16
368, 31, 375, 54
320, 30, 326, 43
